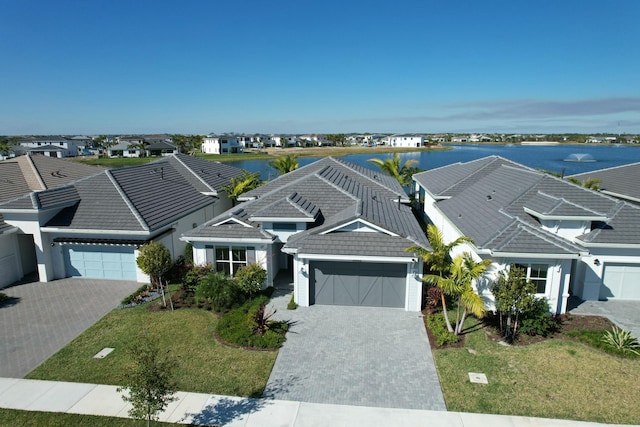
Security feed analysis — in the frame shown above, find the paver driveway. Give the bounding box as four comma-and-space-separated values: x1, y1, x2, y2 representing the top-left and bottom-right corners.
264, 302, 446, 411
0, 278, 139, 378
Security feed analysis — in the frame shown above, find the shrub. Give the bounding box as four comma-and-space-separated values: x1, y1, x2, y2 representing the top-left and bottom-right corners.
426, 286, 442, 309
427, 312, 459, 346
217, 296, 288, 349
234, 263, 267, 298
601, 327, 640, 356
0, 292, 7, 303
195, 272, 244, 312
287, 294, 298, 310
183, 242, 194, 265
519, 298, 560, 337
182, 265, 211, 297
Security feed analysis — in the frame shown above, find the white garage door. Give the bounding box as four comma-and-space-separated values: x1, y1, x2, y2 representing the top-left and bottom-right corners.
600, 263, 640, 300
64, 245, 137, 280
0, 254, 20, 288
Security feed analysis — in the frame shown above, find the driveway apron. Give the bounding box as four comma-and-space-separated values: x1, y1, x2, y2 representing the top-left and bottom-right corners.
265, 304, 446, 411
0, 278, 139, 378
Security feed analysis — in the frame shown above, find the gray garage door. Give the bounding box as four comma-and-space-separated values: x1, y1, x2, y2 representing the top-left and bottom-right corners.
600, 263, 640, 300
64, 245, 137, 280
311, 261, 406, 308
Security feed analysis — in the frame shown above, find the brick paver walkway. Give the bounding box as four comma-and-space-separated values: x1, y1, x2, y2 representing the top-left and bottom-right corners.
0, 278, 139, 378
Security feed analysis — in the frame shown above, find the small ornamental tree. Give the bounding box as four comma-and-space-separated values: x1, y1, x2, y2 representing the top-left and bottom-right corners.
234, 263, 267, 298
136, 241, 172, 307
491, 265, 536, 342
118, 332, 177, 427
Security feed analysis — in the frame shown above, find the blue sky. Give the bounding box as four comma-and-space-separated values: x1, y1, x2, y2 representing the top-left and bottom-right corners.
1, 0, 639, 135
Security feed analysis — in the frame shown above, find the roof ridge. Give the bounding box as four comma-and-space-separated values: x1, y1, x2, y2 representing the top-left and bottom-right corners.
105, 170, 150, 231
286, 192, 317, 217
24, 155, 47, 190
568, 161, 640, 178
330, 157, 405, 196
534, 190, 606, 216
167, 154, 217, 194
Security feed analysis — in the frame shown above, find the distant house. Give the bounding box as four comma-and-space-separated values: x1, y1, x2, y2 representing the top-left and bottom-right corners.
18, 138, 80, 158
202, 135, 243, 154
146, 141, 179, 157
387, 134, 423, 148
0, 154, 245, 285
451, 136, 469, 143
107, 141, 144, 158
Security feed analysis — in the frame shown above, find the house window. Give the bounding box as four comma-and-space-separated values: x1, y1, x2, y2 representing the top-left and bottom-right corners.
210, 246, 255, 276
514, 263, 548, 293
272, 223, 296, 231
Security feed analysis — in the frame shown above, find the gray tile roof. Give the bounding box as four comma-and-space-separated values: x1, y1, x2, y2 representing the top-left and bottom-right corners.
1, 154, 245, 233
569, 161, 640, 203
250, 192, 319, 221
291, 233, 418, 258
0, 155, 104, 203
415, 156, 640, 253
185, 156, 431, 254
166, 154, 245, 195
0, 162, 31, 203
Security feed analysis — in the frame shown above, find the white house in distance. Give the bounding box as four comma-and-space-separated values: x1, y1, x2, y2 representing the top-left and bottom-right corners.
413, 156, 640, 315
385, 134, 424, 148
202, 135, 244, 154
18, 137, 81, 158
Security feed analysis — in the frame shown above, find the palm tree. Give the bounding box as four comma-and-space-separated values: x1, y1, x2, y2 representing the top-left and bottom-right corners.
222, 170, 262, 206
567, 177, 602, 191
406, 224, 472, 333
451, 253, 491, 334
269, 154, 299, 175
368, 153, 420, 187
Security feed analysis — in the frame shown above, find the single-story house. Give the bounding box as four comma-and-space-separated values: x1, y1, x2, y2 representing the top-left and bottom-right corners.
413, 156, 640, 314
569, 162, 640, 205
0, 155, 106, 287
146, 141, 179, 157
181, 157, 430, 312
0, 154, 245, 285
107, 141, 144, 158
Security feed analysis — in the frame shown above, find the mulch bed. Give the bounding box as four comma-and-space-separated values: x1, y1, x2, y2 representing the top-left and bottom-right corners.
424, 308, 617, 350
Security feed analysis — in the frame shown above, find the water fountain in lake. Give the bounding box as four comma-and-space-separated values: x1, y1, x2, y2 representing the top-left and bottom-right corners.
564, 153, 596, 162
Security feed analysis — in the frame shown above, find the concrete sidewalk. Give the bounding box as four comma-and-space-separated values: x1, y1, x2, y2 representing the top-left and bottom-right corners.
0, 378, 614, 426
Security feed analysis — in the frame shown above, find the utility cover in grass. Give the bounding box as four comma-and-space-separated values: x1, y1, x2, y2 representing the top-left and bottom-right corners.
93, 348, 114, 359
468, 372, 488, 384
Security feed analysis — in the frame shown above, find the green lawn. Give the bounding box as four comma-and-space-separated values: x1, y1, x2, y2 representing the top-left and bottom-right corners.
26, 304, 276, 397
0, 408, 180, 426
434, 319, 640, 425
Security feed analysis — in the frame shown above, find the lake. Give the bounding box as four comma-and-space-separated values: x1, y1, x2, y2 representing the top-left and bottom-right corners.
228, 144, 640, 181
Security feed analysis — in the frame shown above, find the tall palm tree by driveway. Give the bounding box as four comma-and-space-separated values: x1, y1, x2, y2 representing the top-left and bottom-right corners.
406, 224, 472, 333
269, 154, 299, 175
368, 152, 420, 187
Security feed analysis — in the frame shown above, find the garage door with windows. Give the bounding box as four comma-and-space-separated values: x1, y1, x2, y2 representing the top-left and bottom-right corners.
600, 263, 640, 300
64, 245, 137, 280
311, 261, 406, 308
